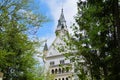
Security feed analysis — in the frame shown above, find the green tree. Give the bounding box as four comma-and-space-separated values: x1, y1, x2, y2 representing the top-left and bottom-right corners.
0, 0, 47, 80
65, 0, 120, 80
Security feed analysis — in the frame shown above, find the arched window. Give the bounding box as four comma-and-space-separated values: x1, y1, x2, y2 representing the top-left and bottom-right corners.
59, 68, 62, 73
55, 79, 57, 80
55, 69, 58, 74
51, 69, 54, 74
62, 78, 64, 80
66, 78, 68, 80
61, 25, 64, 29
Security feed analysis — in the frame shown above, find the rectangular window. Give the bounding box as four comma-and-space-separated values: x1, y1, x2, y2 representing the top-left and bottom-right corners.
60, 60, 64, 64
50, 61, 54, 66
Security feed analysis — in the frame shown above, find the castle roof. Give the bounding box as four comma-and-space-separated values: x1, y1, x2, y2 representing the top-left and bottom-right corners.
43, 42, 48, 51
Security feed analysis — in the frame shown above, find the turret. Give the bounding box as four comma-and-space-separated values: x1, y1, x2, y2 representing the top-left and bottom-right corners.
43, 42, 48, 63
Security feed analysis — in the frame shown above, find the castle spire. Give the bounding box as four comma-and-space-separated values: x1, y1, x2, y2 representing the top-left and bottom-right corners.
43, 42, 48, 52
55, 8, 68, 35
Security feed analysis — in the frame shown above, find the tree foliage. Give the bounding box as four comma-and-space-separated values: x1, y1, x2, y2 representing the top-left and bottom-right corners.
66, 0, 120, 80
0, 0, 47, 80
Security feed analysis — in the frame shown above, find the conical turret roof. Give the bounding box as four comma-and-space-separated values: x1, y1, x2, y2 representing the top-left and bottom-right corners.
43, 42, 48, 51
59, 8, 66, 22
55, 8, 68, 33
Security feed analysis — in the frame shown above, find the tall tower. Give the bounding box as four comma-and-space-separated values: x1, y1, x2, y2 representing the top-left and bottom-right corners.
44, 9, 74, 80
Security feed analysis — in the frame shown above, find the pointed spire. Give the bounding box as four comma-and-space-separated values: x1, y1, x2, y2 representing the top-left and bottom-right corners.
59, 8, 66, 23
55, 8, 68, 34
43, 42, 48, 52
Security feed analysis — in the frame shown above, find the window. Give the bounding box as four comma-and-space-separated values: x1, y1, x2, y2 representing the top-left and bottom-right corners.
59, 68, 62, 73
55, 69, 58, 74
55, 79, 57, 80
66, 78, 68, 80
61, 25, 64, 29
62, 78, 64, 80
50, 61, 54, 66
60, 60, 64, 64
51, 69, 54, 74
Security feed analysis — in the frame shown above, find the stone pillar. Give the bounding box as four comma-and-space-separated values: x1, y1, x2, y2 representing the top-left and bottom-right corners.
0, 72, 3, 80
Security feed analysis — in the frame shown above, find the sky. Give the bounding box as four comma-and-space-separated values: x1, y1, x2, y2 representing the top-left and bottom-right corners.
35, 0, 78, 47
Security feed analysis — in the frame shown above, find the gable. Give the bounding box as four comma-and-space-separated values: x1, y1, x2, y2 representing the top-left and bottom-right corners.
46, 37, 65, 57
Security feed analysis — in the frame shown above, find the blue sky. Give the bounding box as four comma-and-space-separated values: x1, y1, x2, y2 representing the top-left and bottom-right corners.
33, 0, 78, 47
33, 0, 55, 38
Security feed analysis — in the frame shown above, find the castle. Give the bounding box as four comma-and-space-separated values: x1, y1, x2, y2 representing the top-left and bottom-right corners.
43, 9, 76, 80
